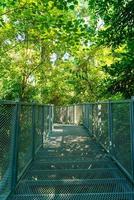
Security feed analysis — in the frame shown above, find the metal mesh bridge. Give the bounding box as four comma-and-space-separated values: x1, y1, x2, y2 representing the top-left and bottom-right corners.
1, 101, 134, 199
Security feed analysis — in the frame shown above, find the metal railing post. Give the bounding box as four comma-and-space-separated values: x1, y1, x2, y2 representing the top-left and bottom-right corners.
67, 106, 69, 123
86, 104, 88, 128
41, 105, 45, 146
48, 106, 52, 133
11, 102, 20, 191
51, 105, 54, 130
49, 106, 52, 132
85, 104, 87, 127
87, 104, 89, 129
90, 104, 93, 135
32, 104, 35, 159
130, 99, 134, 178
74, 105, 76, 124
96, 103, 98, 138
108, 100, 113, 154
91, 104, 94, 135
83, 104, 85, 126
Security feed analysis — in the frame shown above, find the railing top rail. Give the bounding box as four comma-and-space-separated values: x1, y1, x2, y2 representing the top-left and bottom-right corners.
0, 100, 17, 105
0, 99, 132, 107
0, 100, 53, 106
54, 99, 132, 107
55, 103, 84, 107
110, 99, 131, 103
20, 102, 53, 106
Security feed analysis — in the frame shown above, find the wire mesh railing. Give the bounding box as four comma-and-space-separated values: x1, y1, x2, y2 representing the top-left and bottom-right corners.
54, 105, 83, 125
82, 100, 134, 184
1, 99, 134, 199
0, 101, 53, 200
54, 100, 134, 184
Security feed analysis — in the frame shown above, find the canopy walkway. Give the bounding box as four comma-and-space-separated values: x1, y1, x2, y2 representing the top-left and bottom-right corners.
1, 100, 134, 200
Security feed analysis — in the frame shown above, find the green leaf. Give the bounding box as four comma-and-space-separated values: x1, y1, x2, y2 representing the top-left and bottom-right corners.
69, 5, 75, 10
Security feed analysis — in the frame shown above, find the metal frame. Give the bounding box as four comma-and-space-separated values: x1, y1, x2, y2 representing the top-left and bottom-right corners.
1, 99, 134, 200
108, 101, 113, 154
80, 100, 134, 185
0, 101, 53, 200
32, 104, 36, 160
130, 99, 134, 179
11, 102, 20, 191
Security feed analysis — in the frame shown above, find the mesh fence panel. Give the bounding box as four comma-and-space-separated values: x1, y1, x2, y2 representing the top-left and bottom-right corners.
97, 103, 109, 151
54, 106, 72, 124
17, 105, 33, 179
83, 105, 87, 127
74, 105, 83, 125
44, 106, 50, 133
86, 105, 90, 129
60, 107, 67, 123
1, 100, 134, 199
44, 106, 48, 133
82, 101, 134, 178
88, 105, 93, 134
35, 105, 42, 150
43, 106, 51, 142
112, 102, 132, 175
54, 105, 83, 125
48, 106, 52, 131
63, 107, 68, 123
68, 106, 74, 124
49, 106, 53, 131
0, 102, 53, 200
92, 104, 98, 136
0, 103, 16, 200
53, 106, 61, 123
83, 104, 92, 130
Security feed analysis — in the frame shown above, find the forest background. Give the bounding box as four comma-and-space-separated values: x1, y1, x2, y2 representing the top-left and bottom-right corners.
0, 0, 133, 105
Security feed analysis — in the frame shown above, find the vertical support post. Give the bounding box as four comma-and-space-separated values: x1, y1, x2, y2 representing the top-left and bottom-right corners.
130, 99, 134, 178
96, 103, 98, 138
82, 104, 85, 126
48, 106, 51, 133
72, 105, 74, 124
97, 103, 100, 139
49, 106, 52, 132
51, 105, 54, 131
47, 106, 49, 133
67, 106, 69, 124
87, 104, 89, 129
85, 104, 87, 127
108, 100, 113, 154
88, 104, 90, 132
86, 104, 88, 128
11, 102, 20, 191
90, 104, 93, 135
41, 105, 44, 146
44, 106, 47, 137
92, 104, 94, 135
73, 105, 76, 125
32, 104, 35, 159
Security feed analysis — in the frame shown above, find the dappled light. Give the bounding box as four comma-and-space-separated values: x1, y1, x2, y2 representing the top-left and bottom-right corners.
1, 101, 134, 200
0, 0, 134, 199
8, 123, 134, 199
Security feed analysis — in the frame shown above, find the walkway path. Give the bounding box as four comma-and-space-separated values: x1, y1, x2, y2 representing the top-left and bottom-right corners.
10, 125, 134, 200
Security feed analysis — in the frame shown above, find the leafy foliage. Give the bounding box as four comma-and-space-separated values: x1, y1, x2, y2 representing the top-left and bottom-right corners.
103, 43, 134, 98
88, 0, 134, 46
0, 0, 133, 104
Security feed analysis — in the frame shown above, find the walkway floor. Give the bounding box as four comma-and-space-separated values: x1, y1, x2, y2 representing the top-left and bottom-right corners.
11, 125, 134, 200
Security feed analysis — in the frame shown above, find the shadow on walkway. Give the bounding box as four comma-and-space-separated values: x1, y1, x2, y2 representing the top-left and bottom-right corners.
10, 124, 134, 200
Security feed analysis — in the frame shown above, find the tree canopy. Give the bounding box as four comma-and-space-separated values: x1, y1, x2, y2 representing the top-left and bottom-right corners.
0, 0, 133, 104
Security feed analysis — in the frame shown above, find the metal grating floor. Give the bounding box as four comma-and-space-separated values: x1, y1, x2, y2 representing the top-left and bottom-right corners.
10, 124, 134, 200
